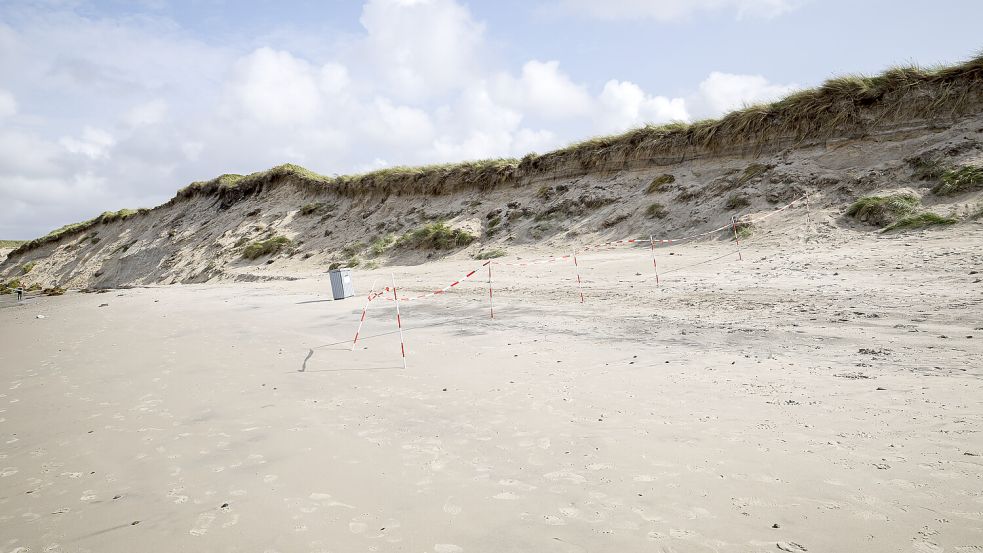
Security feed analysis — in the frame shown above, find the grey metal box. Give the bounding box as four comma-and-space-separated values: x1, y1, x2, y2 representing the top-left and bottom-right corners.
328, 269, 355, 300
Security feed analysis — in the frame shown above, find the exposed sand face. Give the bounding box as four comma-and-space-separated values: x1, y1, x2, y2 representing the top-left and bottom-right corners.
3, 112, 982, 291
1, 218, 981, 552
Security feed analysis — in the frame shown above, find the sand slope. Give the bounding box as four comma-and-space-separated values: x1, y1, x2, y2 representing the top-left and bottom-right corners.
2, 112, 982, 291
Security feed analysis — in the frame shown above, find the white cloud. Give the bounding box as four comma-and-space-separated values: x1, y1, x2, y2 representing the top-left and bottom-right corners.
60, 127, 116, 159
492, 60, 593, 119
359, 0, 485, 98
227, 47, 328, 126
365, 97, 436, 147
0, 0, 800, 239
695, 71, 798, 114
597, 79, 689, 133
125, 99, 167, 127
559, 0, 801, 21
0, 89, 16, 118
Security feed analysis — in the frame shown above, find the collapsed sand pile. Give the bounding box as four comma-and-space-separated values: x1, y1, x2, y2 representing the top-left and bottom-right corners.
2, 55, 982, 290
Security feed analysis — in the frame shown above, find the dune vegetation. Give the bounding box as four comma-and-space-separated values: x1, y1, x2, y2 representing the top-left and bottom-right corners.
847, 194, 921, 226
9, 53, 983, 257
883, 212, 959, 231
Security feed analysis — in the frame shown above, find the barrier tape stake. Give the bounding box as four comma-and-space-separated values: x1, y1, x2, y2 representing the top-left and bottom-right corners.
573, 252, 585, 303
391, 272, 407, 369
649, 234, 660, 285
487, 261, 495, 319
351, 278, 379, 351
731, 216, 743, 261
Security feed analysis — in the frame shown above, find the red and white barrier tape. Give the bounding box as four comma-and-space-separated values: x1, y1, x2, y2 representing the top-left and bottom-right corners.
493, 255, 573, 268
391, 273, 406, 368
374, 260, 492, 302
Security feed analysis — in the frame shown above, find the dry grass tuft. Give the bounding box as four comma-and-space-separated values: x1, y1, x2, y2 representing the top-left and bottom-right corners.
369, 234, 396, 256
474, 248, 507, 260
847, 194, 920, 226
646, 174, 675, 194
737, 164, 771, 185
242, 236, 293, 259
726, 194, 752, 210
883, 212, 958, 231
397, 223, 476, 250
933, 165, 983, 195
645, 203, 668, 219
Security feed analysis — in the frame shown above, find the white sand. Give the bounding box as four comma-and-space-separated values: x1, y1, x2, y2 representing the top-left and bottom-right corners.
1, 222, 982, 552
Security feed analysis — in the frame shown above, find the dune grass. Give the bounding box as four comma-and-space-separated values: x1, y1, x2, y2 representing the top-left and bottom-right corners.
645, 203, 668, 219
20, 262, 36, 274
883, 212, 958, 231
933, 166, 983, 195
734, 220, 754, 239
369, 234, 396, 256
10, 208, 148, 256
241, 236, 293, 259
474, 248, 507, 260
298, 202, 326, 215
646, 174, 675, 194
9, 52, 983, 257
726, 194, 751, 210
397, 222, 476, 250
0, 240, 26, 248
737, 164, 771, 185
847, 194, 920, 226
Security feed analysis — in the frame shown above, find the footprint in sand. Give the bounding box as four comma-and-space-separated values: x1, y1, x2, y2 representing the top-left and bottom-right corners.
493, 492, 517, 500
543, 471, 586, 484
349, 521, 367, 534
542, 514, 566, 526
443, 499, 461, 516
558, 507, 580, 518
221, 513, 240, 528
434, 545, 463, 553
776, 542, 808, 552
1, 467, 18, 477
263, 474, 278, 484
190, 512, 216, 536
912, 541, 943, 553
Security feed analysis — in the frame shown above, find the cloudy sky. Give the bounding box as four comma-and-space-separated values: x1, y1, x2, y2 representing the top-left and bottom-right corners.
1, 0, 980, 239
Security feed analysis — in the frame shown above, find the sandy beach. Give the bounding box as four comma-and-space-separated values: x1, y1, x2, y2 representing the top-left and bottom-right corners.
2, 223, 981, 553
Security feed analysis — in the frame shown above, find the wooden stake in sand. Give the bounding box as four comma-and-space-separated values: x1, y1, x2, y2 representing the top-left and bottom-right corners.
391, 273, 407, 369
649, 234, 660, 285
351, 278, 379, 351
487, 261, 494, 319
573, 252, 585, 303
731, 216, 743, 261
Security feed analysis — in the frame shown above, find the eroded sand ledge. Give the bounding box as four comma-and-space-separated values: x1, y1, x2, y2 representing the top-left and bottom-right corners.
1, 223, 981, 552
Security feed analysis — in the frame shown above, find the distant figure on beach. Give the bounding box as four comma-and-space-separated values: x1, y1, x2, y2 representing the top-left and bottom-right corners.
15, 287, 24, 301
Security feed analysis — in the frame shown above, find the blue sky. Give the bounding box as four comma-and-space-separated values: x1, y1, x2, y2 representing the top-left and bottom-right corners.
1, 0, 980, 239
